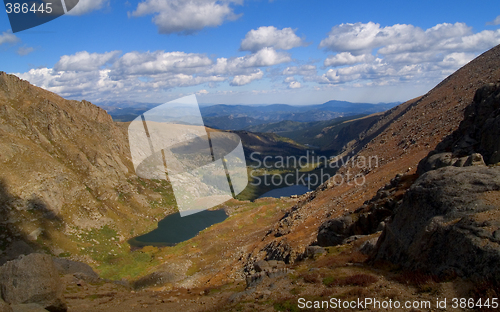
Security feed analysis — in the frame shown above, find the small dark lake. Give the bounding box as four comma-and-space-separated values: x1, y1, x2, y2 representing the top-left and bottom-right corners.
128, 209, 228, 247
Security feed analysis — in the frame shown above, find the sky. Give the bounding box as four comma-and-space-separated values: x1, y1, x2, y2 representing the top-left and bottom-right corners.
1, 0, 500, 106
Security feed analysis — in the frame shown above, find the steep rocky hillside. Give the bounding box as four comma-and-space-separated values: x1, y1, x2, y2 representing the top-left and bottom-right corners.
373, 83, 500, 280
240, 44, 500, 267
0, 72, 175, 263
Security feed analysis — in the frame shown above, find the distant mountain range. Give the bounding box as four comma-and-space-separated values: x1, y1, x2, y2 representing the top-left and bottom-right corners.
101, 100, 399, 131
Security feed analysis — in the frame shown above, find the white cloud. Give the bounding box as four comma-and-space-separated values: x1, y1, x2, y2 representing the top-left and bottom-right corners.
319, 22, 408, 55
54, 51, 121, 72
211, 48, 291, 75
67, 0, 110, 15
487, 15, 500, 26
14, 46, 288, 101
320, 22, 500, 55
130, 0, 241, 34
316, 21, 500, 87
0, 30, 19, 46
324, 52, 375, 67
237, 47, 291, 67
111, 51, 213, 76
16, 46, 34, 56
230, 70, 264, 86
240, 26, 305, 52
288, 81, 301, 89
282, 65, 316, 76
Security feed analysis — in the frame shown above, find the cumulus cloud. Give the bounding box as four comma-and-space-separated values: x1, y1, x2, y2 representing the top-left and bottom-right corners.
320, 22, 500, 55
67, 0, 110, 15
111, 51, 213, 76
316, 21, 500, 86
230, 70, 264, 86
288, 81, 301, 89
487, 15, 500, 26
324, 52, 375, 67
130, 0, 241, 34
14, 45, 290, 101
54, 51, 121, 72
0, 30, 19, 46
210, 48, 291, 76
236, 47, 291, 67
240, 26, 305, 52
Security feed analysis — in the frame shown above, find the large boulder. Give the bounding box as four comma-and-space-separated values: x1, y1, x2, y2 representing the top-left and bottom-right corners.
317, 216, 354, 246
373, 166, 500, 280
0, 254, 66, 312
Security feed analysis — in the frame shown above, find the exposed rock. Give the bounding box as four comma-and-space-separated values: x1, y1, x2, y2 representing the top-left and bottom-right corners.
342, 235, 366, 245
261, 240, 296, 264
373, 166, 500, 280
253, 260, 270, 273
359, 236, 379, 256
317, 216, 354, 246
418, 83, 500, 174
464, 153, 486, 167
245, 268, 288, 288
304, 246, 326, 258
265, 260, 286, 270
316, 174, 412, 247
0, 253, 66, 312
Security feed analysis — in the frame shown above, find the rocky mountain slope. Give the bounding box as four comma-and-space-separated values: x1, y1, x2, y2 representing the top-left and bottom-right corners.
239, 44, 500, 269
373, 83, 500, 281
0, 72, 175, 264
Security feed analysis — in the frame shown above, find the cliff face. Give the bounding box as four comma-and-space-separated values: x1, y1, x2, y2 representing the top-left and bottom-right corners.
0, 72, 175, 260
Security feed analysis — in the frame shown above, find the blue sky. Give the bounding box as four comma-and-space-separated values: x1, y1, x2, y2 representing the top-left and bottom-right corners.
1, 0, 500, 105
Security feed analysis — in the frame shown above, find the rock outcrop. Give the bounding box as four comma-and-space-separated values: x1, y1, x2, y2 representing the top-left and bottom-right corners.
418, 83, 500, 174
316, 173, 413, 247
374, 84, 500, 281
373, 166, 500, 280
245, 260, 287, 288
0, 253, 66, 312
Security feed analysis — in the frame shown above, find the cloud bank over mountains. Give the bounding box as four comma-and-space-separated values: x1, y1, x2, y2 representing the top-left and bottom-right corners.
13, 20, 500, 103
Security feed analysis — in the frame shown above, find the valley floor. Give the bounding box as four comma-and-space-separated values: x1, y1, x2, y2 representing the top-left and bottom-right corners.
64, 239, 487, 312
